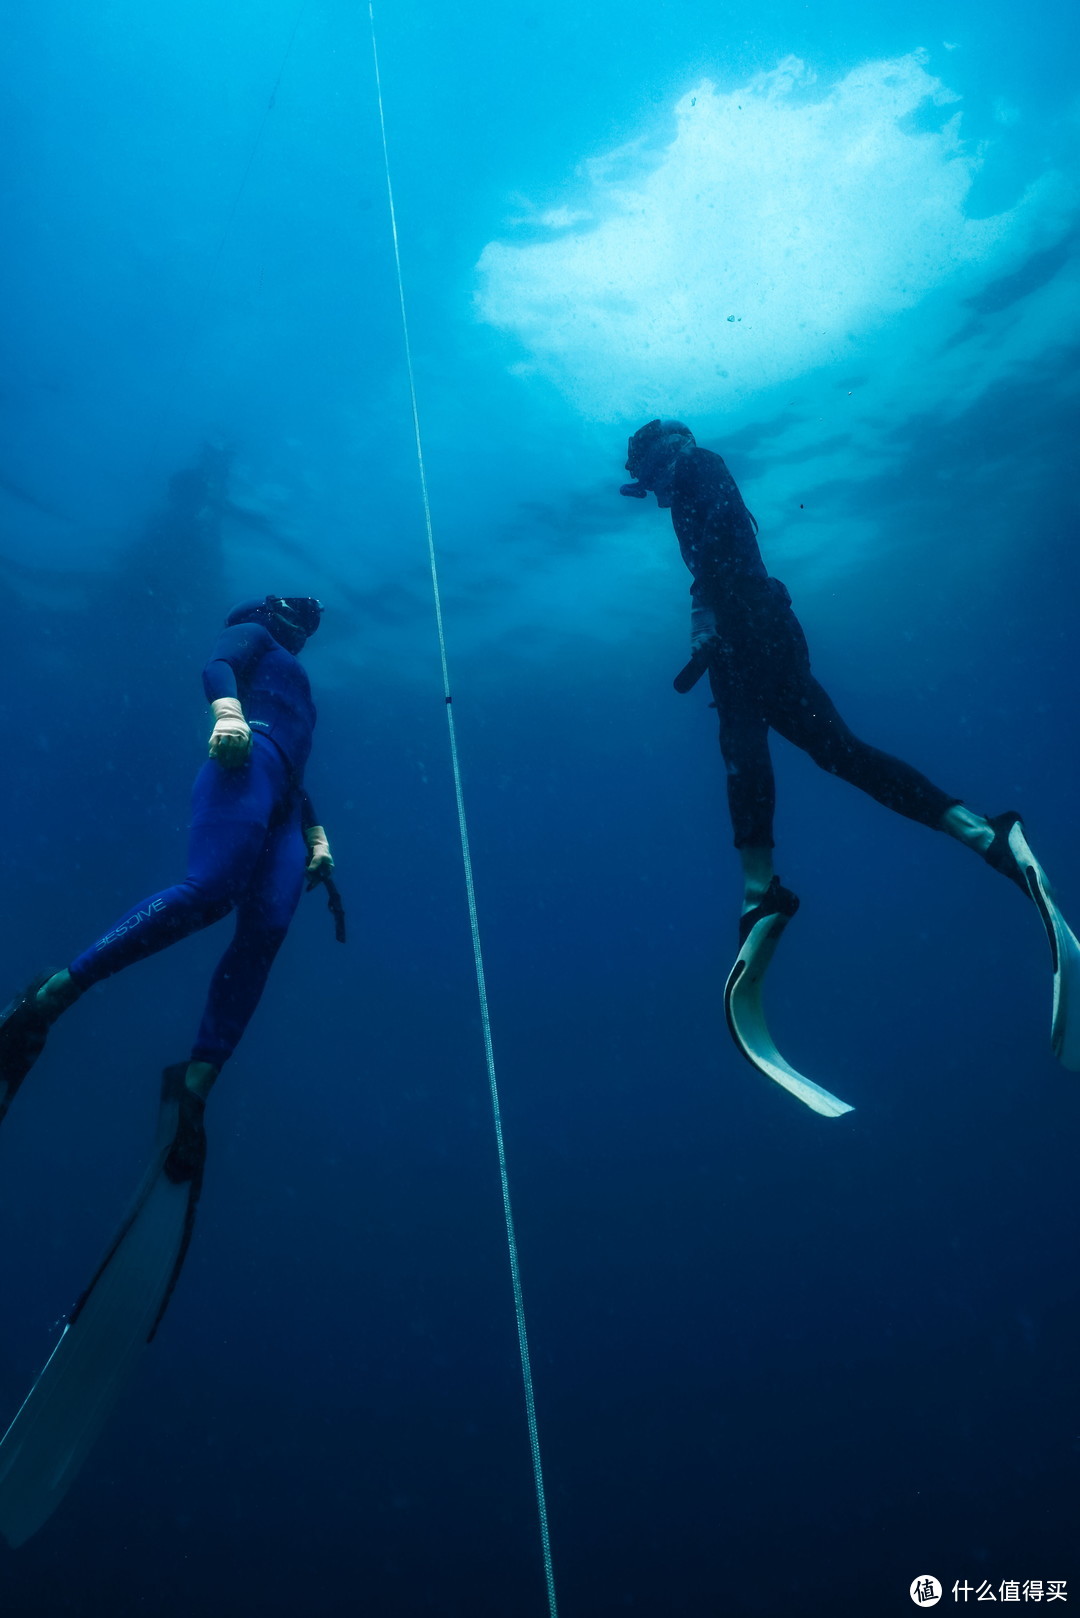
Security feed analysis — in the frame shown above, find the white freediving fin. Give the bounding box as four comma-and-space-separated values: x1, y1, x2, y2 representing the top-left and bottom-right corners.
724, 880, 854, 1119
0, 1065, 206, 1548
1003, 819, 1080, 1071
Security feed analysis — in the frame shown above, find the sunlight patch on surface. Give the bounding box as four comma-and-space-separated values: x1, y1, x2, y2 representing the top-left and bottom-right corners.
476, 54, 1028, 420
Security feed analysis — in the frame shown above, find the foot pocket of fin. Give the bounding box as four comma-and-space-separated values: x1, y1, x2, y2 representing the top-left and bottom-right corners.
0, 978, 53, 1128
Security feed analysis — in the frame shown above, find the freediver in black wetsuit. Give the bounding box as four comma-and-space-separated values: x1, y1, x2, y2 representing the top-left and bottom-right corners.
621, 419, 1080, 1107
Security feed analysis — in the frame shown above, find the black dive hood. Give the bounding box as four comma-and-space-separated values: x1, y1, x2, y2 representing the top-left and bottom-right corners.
620, 418, 694, 498
226, 595, 323, 655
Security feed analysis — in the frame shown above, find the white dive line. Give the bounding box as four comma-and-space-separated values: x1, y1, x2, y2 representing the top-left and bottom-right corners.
367, 10, 559, 1617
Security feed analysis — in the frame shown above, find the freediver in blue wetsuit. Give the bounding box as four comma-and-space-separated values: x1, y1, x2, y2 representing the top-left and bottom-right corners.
0, 594, 340, 1547
621, 419, 1080, 1111
0, 593, 335, 1113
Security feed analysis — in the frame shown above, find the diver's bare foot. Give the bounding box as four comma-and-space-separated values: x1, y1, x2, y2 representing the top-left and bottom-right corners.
184, 1061, 219, 1099
941, 804, 994, 855
34, 969, 82, 1022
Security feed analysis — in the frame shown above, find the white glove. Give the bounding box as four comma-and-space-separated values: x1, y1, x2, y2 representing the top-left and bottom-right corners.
690, 607, 720, 657
304, 824, 334, 888
209, 698, 252, 768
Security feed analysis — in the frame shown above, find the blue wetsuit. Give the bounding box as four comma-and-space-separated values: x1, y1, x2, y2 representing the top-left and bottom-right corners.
672, 447, 957, 849
68, 625, 318, 1068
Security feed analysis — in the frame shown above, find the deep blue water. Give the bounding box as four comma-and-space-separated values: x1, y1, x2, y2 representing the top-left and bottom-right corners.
0, 2, 1078, 1614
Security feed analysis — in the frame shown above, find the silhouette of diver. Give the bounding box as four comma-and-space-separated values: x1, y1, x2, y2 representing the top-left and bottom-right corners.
621, 419, 1080, 1097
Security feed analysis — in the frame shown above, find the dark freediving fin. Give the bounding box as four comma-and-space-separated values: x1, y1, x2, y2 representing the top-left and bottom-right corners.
991, 815, 1080, 1071
724, 879, 854, 1119
0, 1065, 206, 1548
0, 979, 52, 1129
322, 873, 348, 944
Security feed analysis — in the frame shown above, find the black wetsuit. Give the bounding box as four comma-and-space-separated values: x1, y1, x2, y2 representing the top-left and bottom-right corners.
671, 446, 956, 849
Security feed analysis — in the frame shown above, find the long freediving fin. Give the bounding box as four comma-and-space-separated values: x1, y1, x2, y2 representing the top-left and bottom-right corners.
990, 814, 1080, 1071
724, 879, 854, 1119
0, 1065, 206, 1548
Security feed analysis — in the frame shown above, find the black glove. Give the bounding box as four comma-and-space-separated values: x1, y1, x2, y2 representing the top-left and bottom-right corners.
673, 644, 714, 693
321, 874, 347, 944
